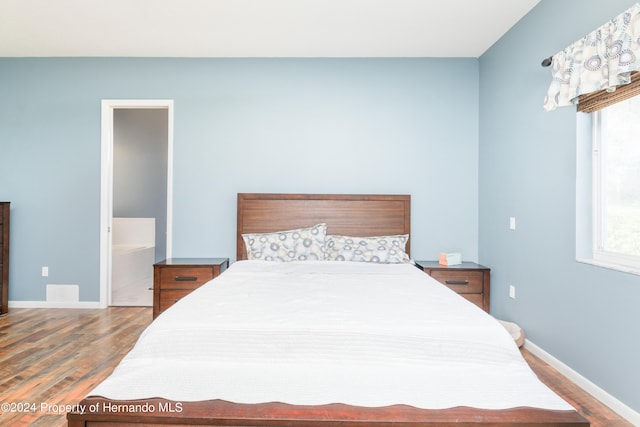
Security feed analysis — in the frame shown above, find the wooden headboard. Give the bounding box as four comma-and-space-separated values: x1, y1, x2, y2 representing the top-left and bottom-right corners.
236, 193, 411, 261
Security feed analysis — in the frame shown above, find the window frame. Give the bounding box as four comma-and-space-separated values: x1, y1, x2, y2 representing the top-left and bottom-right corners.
588, 103, 640, 273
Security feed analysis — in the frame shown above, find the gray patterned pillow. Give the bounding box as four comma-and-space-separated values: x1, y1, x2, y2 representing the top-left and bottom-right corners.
325, 234, 411, 263
242, 223, 327, 261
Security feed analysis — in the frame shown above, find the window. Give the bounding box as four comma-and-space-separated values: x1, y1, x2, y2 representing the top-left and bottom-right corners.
590, 95, 640, 271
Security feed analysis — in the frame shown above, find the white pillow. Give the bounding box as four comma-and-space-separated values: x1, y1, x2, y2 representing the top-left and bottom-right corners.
242, 223, 327, 261
325, 234, 411, 263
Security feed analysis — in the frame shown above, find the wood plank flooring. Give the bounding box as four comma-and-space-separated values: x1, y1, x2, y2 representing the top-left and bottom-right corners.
0, 307, 632, 426
0, 307, 151, 427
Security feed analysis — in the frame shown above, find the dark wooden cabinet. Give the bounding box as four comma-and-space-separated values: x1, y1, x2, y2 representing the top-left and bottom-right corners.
153, 258, 228, 318
0, 202, 10, 315
416, 260, 490, 313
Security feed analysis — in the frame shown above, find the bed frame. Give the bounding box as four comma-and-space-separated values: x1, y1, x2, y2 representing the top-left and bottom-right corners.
68, 193, 588, 427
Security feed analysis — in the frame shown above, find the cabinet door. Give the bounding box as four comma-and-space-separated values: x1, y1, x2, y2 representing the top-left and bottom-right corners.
0, 202, 9, 315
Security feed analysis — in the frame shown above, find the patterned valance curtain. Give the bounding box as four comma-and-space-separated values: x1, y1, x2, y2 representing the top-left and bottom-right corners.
544, 3, 640, 111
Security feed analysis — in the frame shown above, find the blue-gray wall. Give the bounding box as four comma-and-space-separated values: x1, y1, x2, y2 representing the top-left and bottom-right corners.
1, 0, 638, 415
0, 58, 479, 302
479, 0, 640, 414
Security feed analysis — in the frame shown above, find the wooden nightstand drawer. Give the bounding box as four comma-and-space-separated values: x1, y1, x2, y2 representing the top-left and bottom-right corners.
459, 293, 483, 308
415, 261, 490, 313
159, 289, 193, 312
153, 258, 228, 318
159, 267, 215, 289
430, 270, 483, 294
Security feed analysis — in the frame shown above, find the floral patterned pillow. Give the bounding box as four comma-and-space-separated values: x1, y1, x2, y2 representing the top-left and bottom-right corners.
325, 234, 411, 263
242, 223, 327, 261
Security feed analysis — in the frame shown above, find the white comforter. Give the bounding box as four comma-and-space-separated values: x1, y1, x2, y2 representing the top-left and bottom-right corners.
90, 260, 572, 410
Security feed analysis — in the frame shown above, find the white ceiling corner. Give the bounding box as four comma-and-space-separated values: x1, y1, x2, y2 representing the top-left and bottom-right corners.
0, 0, 541, 58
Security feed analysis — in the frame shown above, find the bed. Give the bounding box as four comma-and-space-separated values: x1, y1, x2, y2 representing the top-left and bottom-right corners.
68, 193, 588, 426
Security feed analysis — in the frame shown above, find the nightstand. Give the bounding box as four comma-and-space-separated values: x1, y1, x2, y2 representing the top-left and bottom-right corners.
153, 258, 229, 318
415, 261, 490, 313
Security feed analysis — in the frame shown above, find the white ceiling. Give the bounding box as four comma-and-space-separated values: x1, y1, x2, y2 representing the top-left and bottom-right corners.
0, 0, 541, 58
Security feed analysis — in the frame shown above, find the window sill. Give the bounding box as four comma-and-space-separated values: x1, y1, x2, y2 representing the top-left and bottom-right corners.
576, 258, 640, 276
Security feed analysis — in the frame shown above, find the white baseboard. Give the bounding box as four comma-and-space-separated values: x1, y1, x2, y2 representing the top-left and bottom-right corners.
525, 339, 640, 425
9, 300, 103, 309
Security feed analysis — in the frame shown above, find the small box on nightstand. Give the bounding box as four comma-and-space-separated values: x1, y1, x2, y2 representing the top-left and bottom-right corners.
438, 252, 462, 266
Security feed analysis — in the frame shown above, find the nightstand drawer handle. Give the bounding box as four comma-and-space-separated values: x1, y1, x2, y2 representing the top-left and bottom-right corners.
175, 276, 197, 281
445, 280, 469, 285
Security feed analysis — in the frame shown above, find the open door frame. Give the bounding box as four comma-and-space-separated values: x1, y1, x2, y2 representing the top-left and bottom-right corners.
100, 100, 174, 308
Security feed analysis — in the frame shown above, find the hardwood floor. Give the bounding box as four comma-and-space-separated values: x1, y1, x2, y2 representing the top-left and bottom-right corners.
521, 351, 632, 427
0, 307, 632, 426
0, 307, 151, 427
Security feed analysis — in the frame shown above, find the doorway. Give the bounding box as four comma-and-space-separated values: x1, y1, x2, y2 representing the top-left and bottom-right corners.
100, 100, 174, 308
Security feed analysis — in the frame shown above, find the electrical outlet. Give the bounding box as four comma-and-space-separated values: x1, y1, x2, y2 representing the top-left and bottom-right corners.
509, 285, 516, 299
509, 217, 516, 230
42, 266, 49, 277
